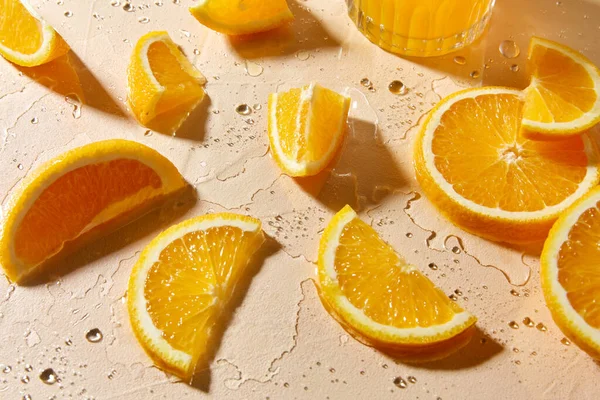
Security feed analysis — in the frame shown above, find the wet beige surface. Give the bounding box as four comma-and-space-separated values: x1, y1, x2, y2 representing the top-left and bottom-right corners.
1, 0, 600, 399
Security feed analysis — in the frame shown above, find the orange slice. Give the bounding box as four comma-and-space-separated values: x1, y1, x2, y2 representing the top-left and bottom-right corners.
414, 86, 600, 244
127, 31, 206, 133
318, 205, 477, 354
0, 140, 186, 283
189, 0, 294, 36
268, 83, 350, 177
522, 37, 600, 139
541, 186, 600, 359
0, 0, 70, 67
128, 213, 264, 380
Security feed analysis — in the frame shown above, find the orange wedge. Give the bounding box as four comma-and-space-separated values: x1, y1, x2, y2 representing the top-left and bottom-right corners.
189, 0, 294, 36
0, 140, 186, 283
127, 31, 206, 133
522, 37, 600, 139
128, 213, 264, 380
414, 87, 600, 244
268, 83, 350, 177
0, 0, 70, 67
317, 205, 477, 355
541, 186, 600, 359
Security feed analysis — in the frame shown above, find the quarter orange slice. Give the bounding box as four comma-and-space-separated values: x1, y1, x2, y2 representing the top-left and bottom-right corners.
541, 186, 600, 359
268, 83, 350, 177
189, 0, 294, 36
128, 213, 264, 380
0, 140, 186, 283
522, 37, 600, 139
0, 0, 70, 67
127, 31, 206, 133
414, 87, 600, 244
317, 205, 477, 355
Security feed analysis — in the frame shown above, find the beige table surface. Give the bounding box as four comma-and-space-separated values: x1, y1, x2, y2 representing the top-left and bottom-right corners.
1, 0, 600, 399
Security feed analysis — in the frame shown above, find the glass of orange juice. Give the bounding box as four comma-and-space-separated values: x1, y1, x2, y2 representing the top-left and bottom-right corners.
347, 0, 496, 57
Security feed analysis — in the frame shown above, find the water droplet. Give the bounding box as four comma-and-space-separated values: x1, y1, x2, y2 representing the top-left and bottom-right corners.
393, 377, 407, 389
107, 369, 117, 379
245, 118, 255, 125
2, 365, 11, 373
144, 130, 152, 136
65, 338, 73, 346
24, 364, 32, 372
295, 50, 310, 61
155, 0, 163, 5
123, 3, 134, 11
85, 328, 103, 343
561, 337, 571, 346
536, 323, 547, 332
382, 364, 388, 369
515, 360, 521, 365
406, 233, 413, 238
236, 104, 251, 115
513, 347, 520, 353
449, 293, 458, 301
245, 61, 263, 77
111, 0, 121, 6
510, 289, 520, 296
64, 11, 73, 17
21, 375, 30, 383
388, 80, 408, 95
40, 368, 58, 385
360, 78, 371, 87
65, 94, 81, 119
470, 70, 481, 79
283, 382, 289, 388
523, 317, 535, 327
193, 49, 200, 55
508, 321, 519, 329
30, 117, 38, 124
329, 368, 335, 373
531, 351, 537, 356
453, 56, 466, 65
428, 263, 438, 270
454, 289, 463, 296
23, 395, 31, 400
510, 64, 520, 72
17, 163, 23, 170
451, 246, 461, 254
138, 17, 150, 24
407, 376, 417, 384
275, 215, 283, 221
499, 40, 520, 59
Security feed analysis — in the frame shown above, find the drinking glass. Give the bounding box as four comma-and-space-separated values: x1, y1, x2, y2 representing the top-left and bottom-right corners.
346, 0, 496, 57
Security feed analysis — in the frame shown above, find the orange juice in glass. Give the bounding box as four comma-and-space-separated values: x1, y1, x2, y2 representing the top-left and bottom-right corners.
347, 0, 496, 57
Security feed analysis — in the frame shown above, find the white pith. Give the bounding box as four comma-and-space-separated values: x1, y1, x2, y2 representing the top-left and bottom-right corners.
131, 217, 261, 371
543, 189, 600, 348
523, 38, 600, 131
321, 207, 474, 340
421, 87, 600, 220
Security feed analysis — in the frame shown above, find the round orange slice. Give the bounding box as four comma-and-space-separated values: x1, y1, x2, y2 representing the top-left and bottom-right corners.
0, 140, 186, 283
268, 83, 350, 177
127, 31, 206, 133
189, 0, 294, 36
521, 37, 600, 139
414, 86, 600, 244
317, 205, 477, 354
541, 186, 600, 359
0, 0, 70, 67
128, 213, 264, 380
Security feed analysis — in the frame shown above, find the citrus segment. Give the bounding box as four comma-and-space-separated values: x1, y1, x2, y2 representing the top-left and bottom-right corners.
542, 186, 600, 358
318, 205, 476, 349
127, 31, 206, 133
128, 213, 264, 379
0, 0, 70, 67
522, 37, 600, 138
414, 87, 600, 243
268, 83, 350, 177
189, 0, 294, 36
0, 140, 186, 283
